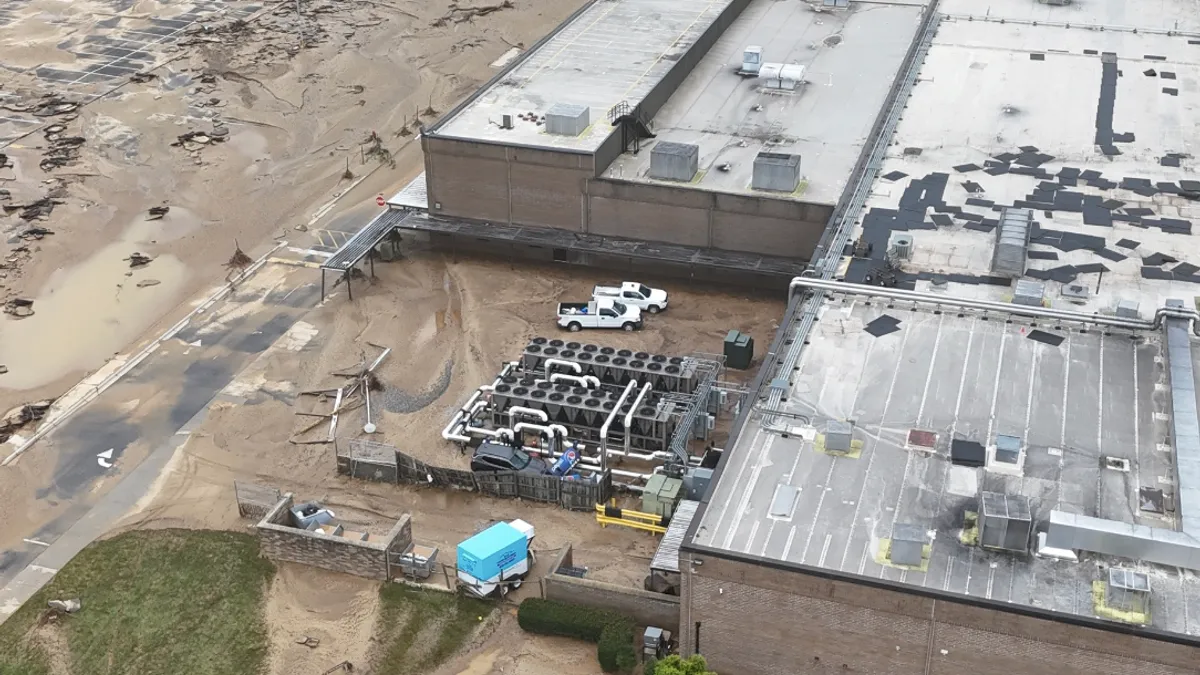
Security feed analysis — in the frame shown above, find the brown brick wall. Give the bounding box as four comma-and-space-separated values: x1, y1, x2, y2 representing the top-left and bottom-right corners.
680, 552, 1200, 675
255, 495, 413, 582
423, 136, 593, 229
543, 544, 680, 630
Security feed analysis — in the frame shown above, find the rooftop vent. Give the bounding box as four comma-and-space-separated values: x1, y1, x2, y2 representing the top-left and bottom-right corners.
992, 207, 1032, 278
545, 103, 590, 137
1099, 568, 1151, 625
752, 152, 801, 192
979, 491, 1033, 553
824, 420, 853, 453
888, 233, 913, 262
649, 142, 699, 182
1116, 299, 1140, 319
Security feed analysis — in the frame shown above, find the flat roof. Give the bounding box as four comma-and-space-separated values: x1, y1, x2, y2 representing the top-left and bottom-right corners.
429, 0, 738, 152
602, 0, 925, 205
692, 0, 1200, 639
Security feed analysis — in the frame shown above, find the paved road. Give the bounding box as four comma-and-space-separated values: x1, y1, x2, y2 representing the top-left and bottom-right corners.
0, 246, 325, 620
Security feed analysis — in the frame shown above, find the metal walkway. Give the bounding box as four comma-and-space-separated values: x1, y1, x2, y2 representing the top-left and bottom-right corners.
320, 208, 410, 299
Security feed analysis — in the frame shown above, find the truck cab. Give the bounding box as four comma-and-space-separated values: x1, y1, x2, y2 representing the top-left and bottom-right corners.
557, 297, 643, 332
592, 281, 669, 314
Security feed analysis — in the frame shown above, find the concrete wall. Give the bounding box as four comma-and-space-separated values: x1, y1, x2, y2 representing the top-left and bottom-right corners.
679, 551, 1200, 675
586, 179, 832, 258
545, 545, 680, 630
255, 494, 413, 582
423, 136, 595, 230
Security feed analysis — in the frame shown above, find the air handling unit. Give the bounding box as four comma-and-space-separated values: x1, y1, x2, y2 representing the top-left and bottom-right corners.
752, 152, 802, 192
649, 142, 699, 182
545, 103, 590, 136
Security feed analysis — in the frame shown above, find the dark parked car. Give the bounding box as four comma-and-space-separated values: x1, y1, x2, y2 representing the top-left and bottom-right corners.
471, 441, 550, 475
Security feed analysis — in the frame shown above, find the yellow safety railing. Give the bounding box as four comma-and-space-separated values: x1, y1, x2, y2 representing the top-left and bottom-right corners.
594, 502, 668, 534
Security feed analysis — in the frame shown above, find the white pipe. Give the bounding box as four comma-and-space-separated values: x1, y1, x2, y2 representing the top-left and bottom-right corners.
624, 382, 653, 459
600, 381, 638, 475
544, 358, 582, 375
789, 277, 1164, 331
442, 393, 487, 443
513, 422, 569, 440
550, 373, 600, 388
508, 406, 548, 423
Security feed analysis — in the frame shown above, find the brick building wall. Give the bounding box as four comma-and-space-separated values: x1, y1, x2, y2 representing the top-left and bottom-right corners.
255, 494, 413, 582
679, 551, 1200, 675
544, 545, 681, 630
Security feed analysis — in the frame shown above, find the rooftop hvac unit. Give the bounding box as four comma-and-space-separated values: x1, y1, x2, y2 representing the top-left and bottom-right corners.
1012, 279, 1045, 307
545, 103, 590, 137
649, 142, 699, 182
889, 524, 928, 567
752, 152, 802, 192
521, 339, 701, 393
979, 492, 1033, 553
759, 63, 806, 91
824, 420, 853, 452
888, 233, 913, 261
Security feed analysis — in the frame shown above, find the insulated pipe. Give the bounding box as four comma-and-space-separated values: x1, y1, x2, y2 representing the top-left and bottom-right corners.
624, 382, 653, 459
788, 277, 1171, 331
544, 358, 582, 375
442, 389, 485, 443
508, 406, 549, 423
513, 422, 570, 441
550, 373, 601, 388
600, 381, 638, 475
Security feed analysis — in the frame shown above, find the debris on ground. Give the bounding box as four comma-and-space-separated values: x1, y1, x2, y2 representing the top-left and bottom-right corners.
295, 635, 321, 648
47, 599, 81, 614
0, 366, 7, 374
18, 227, 53, 241
172, 129, 228, 151
41, 124, 86, 171
1, 94, 80, 117
0, 153, 10, 169
224, 241, 253, 282
130, 72, 158, 83
362, 131, 395, 168
3, 298, 34, 318
4, 197, 63, 221
0, 398, 53, 443
147, 205, 170, 220
320, 662, 354, 674
432, 0, 513, 26
136, 279, 162, 288
127, 252, 153, 268
292, 343, 390, 443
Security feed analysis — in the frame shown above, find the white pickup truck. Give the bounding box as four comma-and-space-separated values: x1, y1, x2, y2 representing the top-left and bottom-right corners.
592, 282, 669, 314
557, 298, 643, 332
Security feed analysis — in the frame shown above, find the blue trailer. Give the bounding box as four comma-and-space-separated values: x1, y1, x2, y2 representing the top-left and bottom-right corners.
456, 519, 536, 597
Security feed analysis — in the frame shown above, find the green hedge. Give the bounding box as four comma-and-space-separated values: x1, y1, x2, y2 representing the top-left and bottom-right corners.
518, 598, 638, 673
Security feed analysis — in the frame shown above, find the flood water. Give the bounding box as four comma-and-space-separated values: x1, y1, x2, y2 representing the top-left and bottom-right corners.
0, 212, 194, 390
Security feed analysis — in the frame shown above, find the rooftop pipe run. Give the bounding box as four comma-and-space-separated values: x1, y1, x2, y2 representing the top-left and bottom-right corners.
544, 358, 582, 375
624, 381, 653, 460
550, 373, 601, 388
600, 381, 638, 475
441, 390, 485, 443
788, 277, 1200, 335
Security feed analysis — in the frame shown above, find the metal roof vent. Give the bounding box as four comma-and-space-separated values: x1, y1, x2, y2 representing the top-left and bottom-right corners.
1098, 568, 1151, 625
545, 103, 590, 136
979, 491, 1033, 553
992, 207, 1032, 278
752, 152, 801, 192
888, 233, 913, 261
649, 142, 699, 182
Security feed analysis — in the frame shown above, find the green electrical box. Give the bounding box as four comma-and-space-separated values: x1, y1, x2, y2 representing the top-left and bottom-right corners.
724, 330, 755, 370
642, 474, 683, 519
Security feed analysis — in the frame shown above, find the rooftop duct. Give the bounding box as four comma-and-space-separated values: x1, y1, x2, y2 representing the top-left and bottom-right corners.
1045, 511, 1200, 571
545, 103, 590, 136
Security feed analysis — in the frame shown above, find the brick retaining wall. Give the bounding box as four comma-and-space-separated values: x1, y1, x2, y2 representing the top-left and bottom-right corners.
544, 544, 680, 630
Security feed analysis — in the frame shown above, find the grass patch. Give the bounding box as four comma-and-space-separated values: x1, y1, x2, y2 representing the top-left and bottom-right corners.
375, 584, 495, 675
0, 529, 274, 675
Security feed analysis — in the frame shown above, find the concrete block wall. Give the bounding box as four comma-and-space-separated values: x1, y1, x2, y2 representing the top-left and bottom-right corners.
255, 494, 413, 582
423, 136, 595, 230
544, 544, 680, 631
679, 552, 1200, 675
